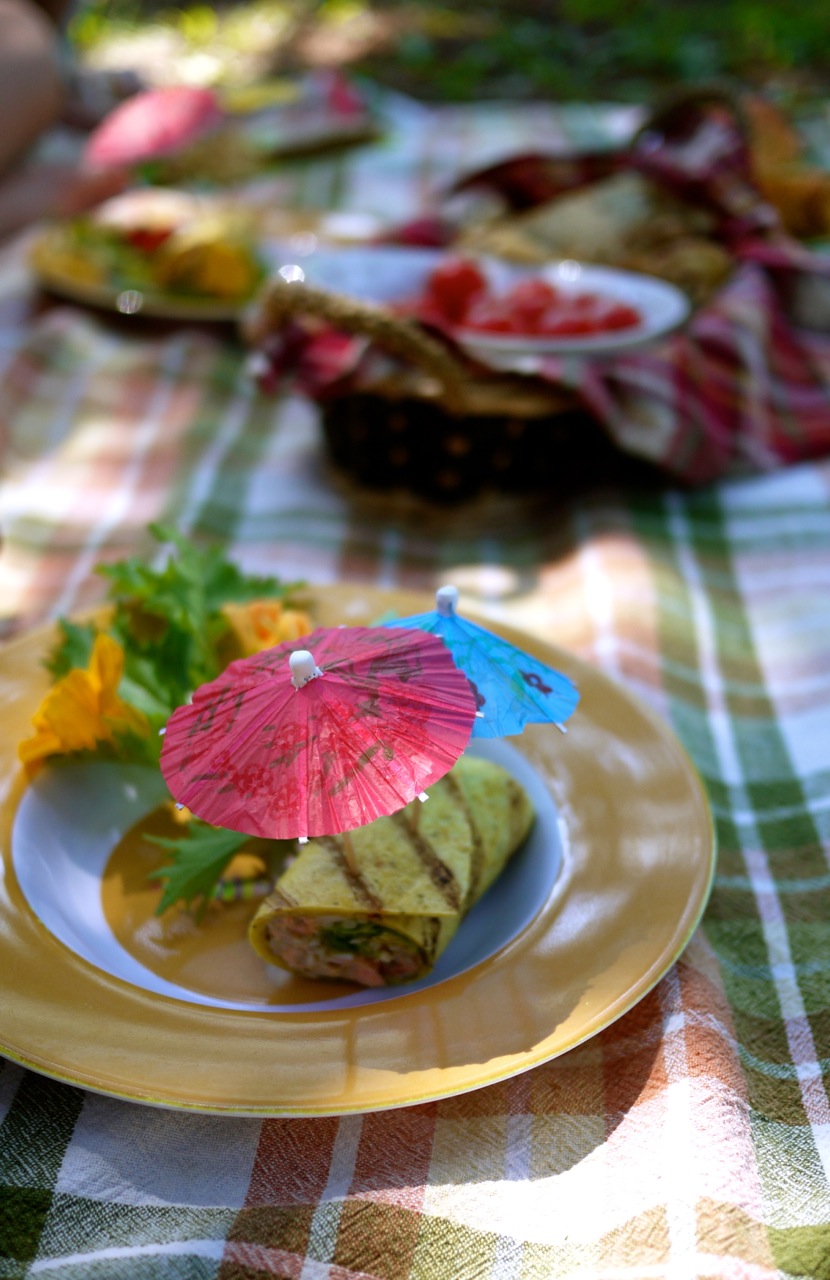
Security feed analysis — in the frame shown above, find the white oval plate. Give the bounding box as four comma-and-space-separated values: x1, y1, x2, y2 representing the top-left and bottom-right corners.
265, 244, 691, 366
12, 740, 562, 1013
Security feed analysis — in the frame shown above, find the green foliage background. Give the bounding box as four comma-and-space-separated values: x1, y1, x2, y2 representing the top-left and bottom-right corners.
70, 0, 830, 103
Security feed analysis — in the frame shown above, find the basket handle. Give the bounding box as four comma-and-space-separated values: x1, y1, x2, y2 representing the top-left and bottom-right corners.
246, 277, 470, 409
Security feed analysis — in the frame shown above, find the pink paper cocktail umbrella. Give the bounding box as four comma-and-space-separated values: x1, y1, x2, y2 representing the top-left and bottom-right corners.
159, 625, 477, 841
84, 86, 224, 170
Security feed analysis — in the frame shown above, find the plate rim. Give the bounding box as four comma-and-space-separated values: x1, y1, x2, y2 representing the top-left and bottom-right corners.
0, 584, 716, 1115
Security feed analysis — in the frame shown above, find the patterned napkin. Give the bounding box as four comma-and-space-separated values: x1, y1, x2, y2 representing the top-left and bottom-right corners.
381, 94, 830, 486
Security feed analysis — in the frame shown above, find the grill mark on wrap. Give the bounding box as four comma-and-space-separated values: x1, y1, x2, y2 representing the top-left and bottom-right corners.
508, 779, 526, 847
423, 917, 441, 962
266, 886, 297, 910
392, 808, 463, 912
443, 772, 485, 909
319, 835, 385, 911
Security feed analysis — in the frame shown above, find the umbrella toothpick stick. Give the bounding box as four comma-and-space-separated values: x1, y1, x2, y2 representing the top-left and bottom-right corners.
407, 791, 430, 834
291, 649, 323, 845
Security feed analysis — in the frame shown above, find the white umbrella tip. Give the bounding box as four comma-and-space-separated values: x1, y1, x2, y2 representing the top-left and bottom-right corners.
436, 584, 459, 616
290, 649, 323, 689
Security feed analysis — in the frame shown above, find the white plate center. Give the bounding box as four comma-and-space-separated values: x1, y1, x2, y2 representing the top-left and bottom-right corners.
12, 741, 563, 1012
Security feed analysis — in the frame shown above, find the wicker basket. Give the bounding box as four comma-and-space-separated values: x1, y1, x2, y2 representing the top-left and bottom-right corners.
246, 277, 653, 503
243, 85, 767, 503
319, 380, 625, 503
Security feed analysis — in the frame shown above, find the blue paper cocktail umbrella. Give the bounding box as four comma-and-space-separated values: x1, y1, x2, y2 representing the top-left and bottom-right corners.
385, 585, 579, 739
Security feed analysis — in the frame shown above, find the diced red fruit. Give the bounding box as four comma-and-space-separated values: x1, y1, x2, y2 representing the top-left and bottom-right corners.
502, 278, 560, 322
538, 309, 601, 336
569, 292, 602, 313
124, 227, 174, 254
463, 297, 521, 333
408, 300, 453, 330
599, 303, 641, 330
425, 258, 488, 322
414, 258, 643, 338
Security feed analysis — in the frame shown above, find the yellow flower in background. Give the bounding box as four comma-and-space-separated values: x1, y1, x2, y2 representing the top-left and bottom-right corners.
219, 598, 313, 661
18, 632, 150, 775
154, 219, 263, 300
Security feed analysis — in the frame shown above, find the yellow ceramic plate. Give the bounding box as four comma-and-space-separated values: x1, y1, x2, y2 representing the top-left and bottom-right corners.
29, 225, 249, 323
0, 585, 715, 1115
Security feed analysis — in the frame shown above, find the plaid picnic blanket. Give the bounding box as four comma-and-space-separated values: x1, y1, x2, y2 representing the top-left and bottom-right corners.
1, 100, 830, 1280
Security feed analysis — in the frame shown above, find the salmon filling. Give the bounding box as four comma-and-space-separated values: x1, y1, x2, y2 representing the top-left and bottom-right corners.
266, 914, 425, 986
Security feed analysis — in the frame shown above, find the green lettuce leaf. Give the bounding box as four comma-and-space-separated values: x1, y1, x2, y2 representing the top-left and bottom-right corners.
99, 523, 304, 713
147, 822, 251, 917
44, 618, 97, 679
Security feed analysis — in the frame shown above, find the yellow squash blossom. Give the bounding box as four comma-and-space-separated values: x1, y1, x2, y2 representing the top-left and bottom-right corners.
164, 799, 195, 826
155, 219, 263, 300
219, 598, 313, 662
18, 632, 150, 775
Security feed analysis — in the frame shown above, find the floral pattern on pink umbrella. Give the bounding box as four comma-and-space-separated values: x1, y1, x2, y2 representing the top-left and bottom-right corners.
84, 86, 224, 170
159, 625, 477, 840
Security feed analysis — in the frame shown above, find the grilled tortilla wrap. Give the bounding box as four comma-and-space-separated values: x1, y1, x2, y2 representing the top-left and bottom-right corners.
248, 755, 534, 986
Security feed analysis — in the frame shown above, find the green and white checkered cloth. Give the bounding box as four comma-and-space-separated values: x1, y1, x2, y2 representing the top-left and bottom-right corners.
1, 101, 829, 1279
